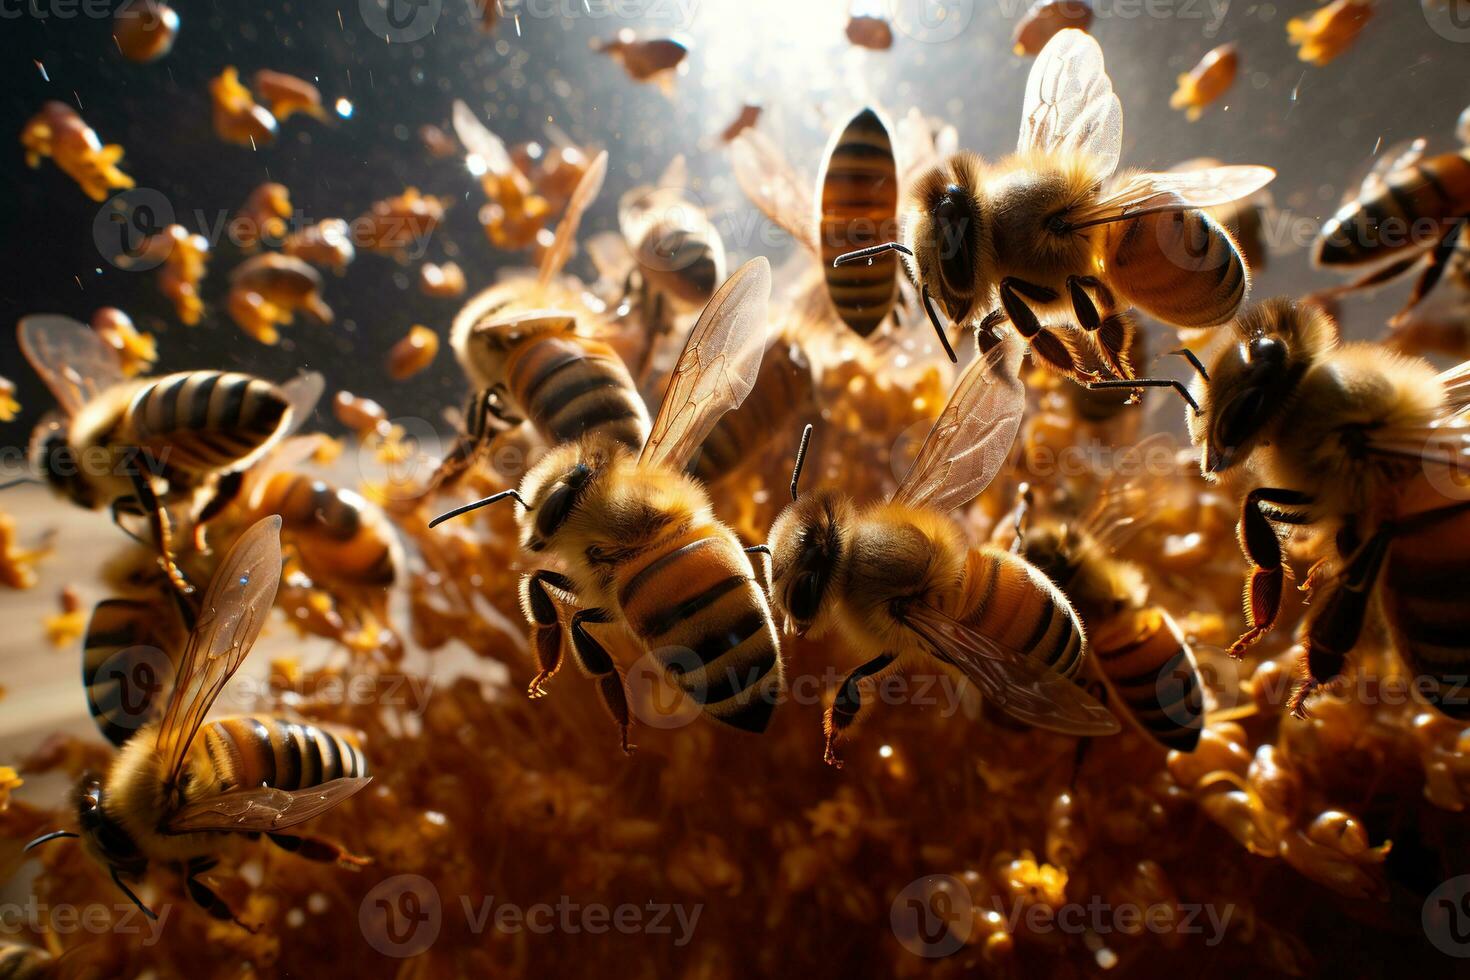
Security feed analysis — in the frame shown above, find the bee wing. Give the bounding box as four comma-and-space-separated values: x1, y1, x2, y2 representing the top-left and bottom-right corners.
154, 516, 283, 791
165, 776, 371, 833
1065, 166, 1277, 229
730, 130, 819, 254
17, 314, 126, 418
451, 99, 513, 177
537, 149, 610, 289
279, 370, 325, 437
586, 230, 635, 284
903, 601, 1120, 737
890, 334, 1025, 513
1435, 360, 1470, 422
1360, 424, 1470, 471
638, 258, 771, 472
1017, 29, 1123, 179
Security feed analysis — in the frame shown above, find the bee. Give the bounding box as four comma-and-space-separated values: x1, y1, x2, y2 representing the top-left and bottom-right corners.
20, 101, 135, 202
732, 106, 903, 338
431, 259, 785, 747
17, 315, 322, 594
1009, 480, 1205, 752
26, 517, 372, 928
452, 99, 553, 252
1122, 298, 1470, 717
1315, 142, 1470, 325
847, 30, 1272, 379
764, 333, 1119, 766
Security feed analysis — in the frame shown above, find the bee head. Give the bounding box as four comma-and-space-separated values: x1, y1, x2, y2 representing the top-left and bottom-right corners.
1016, 519, 1082, 588
908, 154, 990, 324
456, 309, 576, 389
768, 489, 852, 638
74, 777, 145, 875
1193, 298, 1324, 474
29, 418, 94, 507
516, 441, 611, 552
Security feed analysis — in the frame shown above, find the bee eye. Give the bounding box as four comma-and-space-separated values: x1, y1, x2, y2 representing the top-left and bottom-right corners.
1213, 388, 1269, 465
788, 571, 825, 623
933, 188, 977, 296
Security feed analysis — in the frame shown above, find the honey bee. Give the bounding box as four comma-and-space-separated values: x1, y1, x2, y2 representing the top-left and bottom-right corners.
26, 517, 372, 928
764, 334, 1119, 766
849, 30, 1272, 379
1137, 298, 1470, 717
226, 253, 335, 345
431, 259, 785, 746
1314, 142, 1470, 325
732, 106, 903, 338
1009, 480, 1206, 752
20, 101, 135, 202
17, 314, 321, 594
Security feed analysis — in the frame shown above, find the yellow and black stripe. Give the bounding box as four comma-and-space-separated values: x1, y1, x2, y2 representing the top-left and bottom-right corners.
1105, 208, 1247, 329
1317, 149, 1470, 267
1382, 507, 1470, 719
691, 339, 812, 481
256, 473, 397, 587
818, 107, 900, 337
128, 371, 291, 474
204, 715, 368, 791
83, 597, 183, 747
503, 335, 650, 450
0, 943, 51, 980
617, 526, 783, 732
1092, 607, 1203, 751
958, 548, 1086, 679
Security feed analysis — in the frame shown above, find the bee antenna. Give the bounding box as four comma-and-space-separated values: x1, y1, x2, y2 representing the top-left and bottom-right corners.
23, 830, 79, 852
1168, 348, 1210, 382
831, 241, 912, 267
428, 489, 531, 528
0, 477, 42, 492
110, 867, 158, 921
789, 424, 814, 500
920, 285, 958, 363
1088, 378, 1201, 415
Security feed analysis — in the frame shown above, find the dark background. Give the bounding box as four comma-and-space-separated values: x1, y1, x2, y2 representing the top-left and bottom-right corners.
1, 0, 1467, 451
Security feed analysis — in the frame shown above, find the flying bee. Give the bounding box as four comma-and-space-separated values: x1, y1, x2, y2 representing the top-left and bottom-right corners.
1124, 298, 1470, 717
732, 106, 904, 339
431, 259, 785, 747
1008, 477, 1205, 752
26, 517, 372, 928
763, 333, 1119, 766
1315, 141, 1470, 325
15, 315, 323, 594
844, 30, 1273, 380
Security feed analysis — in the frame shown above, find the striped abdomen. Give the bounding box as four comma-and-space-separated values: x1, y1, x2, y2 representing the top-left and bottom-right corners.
504, 335, 649, 450
1317, 149, 1470, 267
639, 222, 724, 311
1380, 503, 1470, 719
127, 371, 292, 474
0, 944, 51, 980
617, 525, 783, 732
256, 473, 397, 587
691, 339, 813, 481
203, 715, 368, 792
818, 107, 900, 337
83, 597, 183, 746
1091, 607, 1203, 751
956, 548, 1086, 679
1105, 208, 1248, 328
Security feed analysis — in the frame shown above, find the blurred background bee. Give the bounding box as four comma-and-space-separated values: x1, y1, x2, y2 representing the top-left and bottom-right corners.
853, 30, 1272, 382
765, 334, 1118, 766
14, 315, 320, 595
433, 259, 785, 746
26, 517, 371, 929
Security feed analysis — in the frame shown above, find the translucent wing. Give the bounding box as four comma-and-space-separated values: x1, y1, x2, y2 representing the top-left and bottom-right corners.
639, 258, 772, 471
1437, 359, 1470, 421
154, 516, 283, 791
1066, 166, 1277, 229
903, 601, 1120, 736
451, 99, 513, 177
586, 230, 635, 284
891, 333, 1025, 513
1017, 29, 1123, 179
17, 314, 126, 418
279, 370, 325, 437
1344, 137, 1426, 207
537, 149, 609, 289
166, 776, 371, 833
730, 130, 819, 254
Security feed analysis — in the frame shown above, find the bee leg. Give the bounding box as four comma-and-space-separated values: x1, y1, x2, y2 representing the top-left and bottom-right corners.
823, 652, 897, 768
1231, 487, 1314, 658
267, 832, 372, 868
1390, 215, 1468, 326
974, 309, 1008, 357
569, 608, 635, 754
424, 388, 514, 495
193, 470, 245, 553
1068, 276, 1137, 380
523, 570, 577, 698
184, 859, 257, 933
126, 469, 194, 596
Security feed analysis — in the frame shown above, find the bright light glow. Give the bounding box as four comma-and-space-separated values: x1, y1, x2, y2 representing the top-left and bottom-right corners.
335, 98, 354, 119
